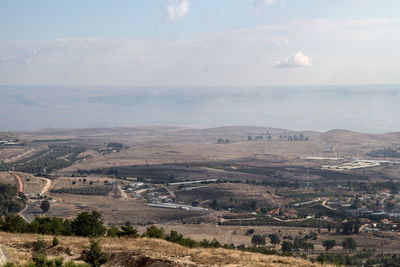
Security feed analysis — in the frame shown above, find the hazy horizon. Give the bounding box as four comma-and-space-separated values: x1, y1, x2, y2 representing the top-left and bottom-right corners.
1, 85, 399, 134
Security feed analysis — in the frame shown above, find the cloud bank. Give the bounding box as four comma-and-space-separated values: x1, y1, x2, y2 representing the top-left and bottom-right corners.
167, 0, 190, 21
275, 51, 311, 68
1, 19, 400, 86
254, 0, 284, 7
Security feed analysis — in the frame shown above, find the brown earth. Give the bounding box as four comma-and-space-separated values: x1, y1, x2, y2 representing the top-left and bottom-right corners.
0, 231, 329, 267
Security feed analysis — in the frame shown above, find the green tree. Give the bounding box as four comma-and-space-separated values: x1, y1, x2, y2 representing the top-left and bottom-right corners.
322, 239, 337, 252
342, 221, 354, 235
302, 242, 314, 254
72, 211, 106, 237
281, 241, 293, 253
106, 225, 121, 237
40, 200, 50, 213
342, 237, 357, 253
119, 226, 139, 237
1, 213, 27, 233
52, 236, 60, 247
62, 219, 73, 236
166, 230, 183, 243
245, 229, 255, 236
268, 233, 281, 248
144, 225, 165, 238
32, 238, 47, 264
251, 234, 266, 247
0, 183, 25, 216
83, 239, 107, 267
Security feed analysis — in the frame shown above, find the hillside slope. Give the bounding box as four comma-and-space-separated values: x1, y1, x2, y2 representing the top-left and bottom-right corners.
0, 231, 328, 267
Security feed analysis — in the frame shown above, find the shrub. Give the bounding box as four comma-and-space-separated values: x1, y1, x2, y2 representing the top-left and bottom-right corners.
53, 236, 60, 247
144, 225, 165, 239
245, 229, 255, 235
32, 238, 47, 264
106, 225, 121, 237
119, 226, 139, 238
82, 239, 107, 267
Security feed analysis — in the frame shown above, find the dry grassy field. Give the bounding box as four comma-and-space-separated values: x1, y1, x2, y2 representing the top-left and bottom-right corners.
0, 231, 329, 267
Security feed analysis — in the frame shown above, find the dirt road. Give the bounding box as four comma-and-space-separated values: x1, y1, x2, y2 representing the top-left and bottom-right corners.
12, 172, 24, 193
15, 174, 52, 223
161, 185, 176, 199
40, 177, 51, 195
118, 185, 128, 199
322, 199, 337, 211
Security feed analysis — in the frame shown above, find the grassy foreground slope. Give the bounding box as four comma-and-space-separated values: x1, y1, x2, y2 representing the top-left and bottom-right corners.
0, 231, 329, 267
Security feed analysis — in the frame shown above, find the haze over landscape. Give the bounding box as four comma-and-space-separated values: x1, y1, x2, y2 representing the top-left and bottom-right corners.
2, 1, 400, 267
1, 85, 400, 133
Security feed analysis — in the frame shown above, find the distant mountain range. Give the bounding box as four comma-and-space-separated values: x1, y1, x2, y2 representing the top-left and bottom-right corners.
1, 85, 399, 133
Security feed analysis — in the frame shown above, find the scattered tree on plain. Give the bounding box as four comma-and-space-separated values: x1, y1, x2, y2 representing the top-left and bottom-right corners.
40, 200, 50, 213
323, 239, 337, 252
251, 234, 266, 246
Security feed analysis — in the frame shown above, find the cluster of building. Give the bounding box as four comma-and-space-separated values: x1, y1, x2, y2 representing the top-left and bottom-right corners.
266, 207, 298, 219
120, 181, 146, 199
326, 190, 397, 216
362, 218, 399, 232
0, 139, 20, 145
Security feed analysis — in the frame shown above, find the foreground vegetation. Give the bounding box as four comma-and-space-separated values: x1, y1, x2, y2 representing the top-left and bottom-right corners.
2, 211, 400, 266
0, 184, 25, 216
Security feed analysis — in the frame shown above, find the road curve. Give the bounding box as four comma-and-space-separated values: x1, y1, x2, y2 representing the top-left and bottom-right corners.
40, 177, 52, 195
322, 199, 337, 211
15, 174, 52, 223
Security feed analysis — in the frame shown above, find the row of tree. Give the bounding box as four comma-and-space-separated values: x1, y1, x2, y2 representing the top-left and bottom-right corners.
0, 183, 25, 216
4, 145, 86, 174
50, 186, 112, 196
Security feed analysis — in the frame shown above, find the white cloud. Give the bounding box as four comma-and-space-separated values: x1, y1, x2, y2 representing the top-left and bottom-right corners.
275, 51, 311, 68
167, 0, 190, 21
2, 18, 400, 86
254, 0, 284, 7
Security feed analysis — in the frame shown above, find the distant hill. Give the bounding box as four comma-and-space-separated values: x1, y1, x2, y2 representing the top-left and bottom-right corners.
178, 126, 320, 136
313, 129, 400, 146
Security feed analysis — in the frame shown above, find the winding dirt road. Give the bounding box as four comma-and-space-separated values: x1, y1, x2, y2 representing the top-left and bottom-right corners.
13, 173, 52, 223
322, 199, 337, 211
12, 172, 24, 193
40, 177, 51, 195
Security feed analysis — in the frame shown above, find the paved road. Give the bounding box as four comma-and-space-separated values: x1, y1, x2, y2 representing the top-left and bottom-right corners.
13, 173, 51, 223
19, 201, 39, 223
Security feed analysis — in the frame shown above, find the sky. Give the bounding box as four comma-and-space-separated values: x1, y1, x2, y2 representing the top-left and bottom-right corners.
1, 0, 400, 86
1, 1, 400, 133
